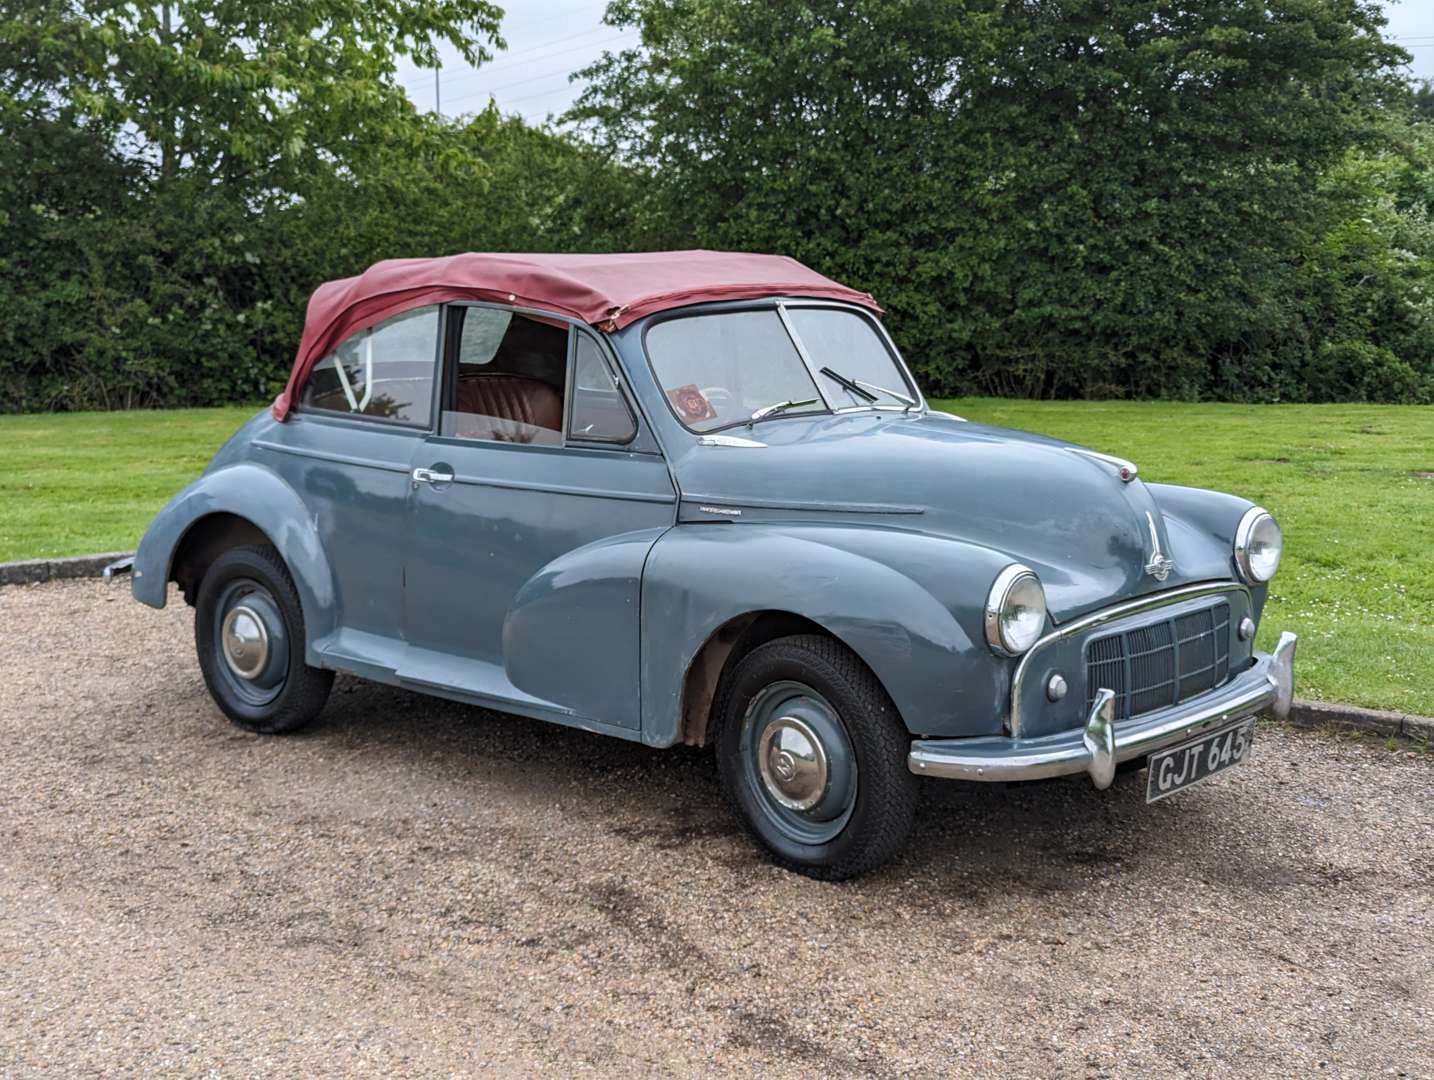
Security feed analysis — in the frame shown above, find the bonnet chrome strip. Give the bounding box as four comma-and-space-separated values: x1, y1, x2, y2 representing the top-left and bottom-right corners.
682, 494, 925, 515
696, 434, 767, 448
1064, 446, 1138, 483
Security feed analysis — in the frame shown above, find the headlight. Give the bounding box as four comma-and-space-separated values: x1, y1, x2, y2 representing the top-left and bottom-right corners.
1234, 507, 1282, 583
984, 564, 1047, 656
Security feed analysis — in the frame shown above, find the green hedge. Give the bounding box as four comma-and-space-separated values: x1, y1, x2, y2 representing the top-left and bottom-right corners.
0, 109, 651, 413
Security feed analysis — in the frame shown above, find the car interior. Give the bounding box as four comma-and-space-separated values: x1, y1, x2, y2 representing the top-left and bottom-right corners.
444, 308, 568, 445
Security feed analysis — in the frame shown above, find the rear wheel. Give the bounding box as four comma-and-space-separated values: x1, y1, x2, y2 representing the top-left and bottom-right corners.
194, 544, 333, 734
712, 634, 918, 880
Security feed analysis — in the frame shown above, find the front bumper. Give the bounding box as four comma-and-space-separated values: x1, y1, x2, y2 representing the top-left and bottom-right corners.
908, 631, 1296, 787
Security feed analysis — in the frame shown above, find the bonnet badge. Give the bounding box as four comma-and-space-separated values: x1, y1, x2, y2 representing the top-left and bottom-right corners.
1143, 512, 1175, 582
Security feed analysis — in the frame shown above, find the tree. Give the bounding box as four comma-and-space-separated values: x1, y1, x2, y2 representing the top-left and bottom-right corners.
3, 0, 504, 186
1413, 80, 1434, 123
571, 0, 1420, 401
0, 0, 508, 410
1301, 117, 1434, 402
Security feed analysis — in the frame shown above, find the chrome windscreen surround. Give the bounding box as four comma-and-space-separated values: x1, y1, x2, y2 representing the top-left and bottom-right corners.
1007, 581, 1252, 738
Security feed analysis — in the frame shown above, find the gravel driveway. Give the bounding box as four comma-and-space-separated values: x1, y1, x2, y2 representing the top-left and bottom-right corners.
1, 579, 1430, 1079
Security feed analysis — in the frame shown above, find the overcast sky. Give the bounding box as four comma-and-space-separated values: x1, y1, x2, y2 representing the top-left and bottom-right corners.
394, 1, 1434, 127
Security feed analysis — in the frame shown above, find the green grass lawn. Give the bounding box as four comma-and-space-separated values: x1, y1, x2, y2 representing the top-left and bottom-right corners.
1, 399, 1430, 714
0, 406, 261, 563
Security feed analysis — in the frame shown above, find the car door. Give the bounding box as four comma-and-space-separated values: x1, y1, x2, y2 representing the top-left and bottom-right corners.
399, 304, 677, 730
263, 304, 441, 666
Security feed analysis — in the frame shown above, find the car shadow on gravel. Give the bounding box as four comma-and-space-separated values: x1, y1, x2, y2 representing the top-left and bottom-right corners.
903, 774, 1314, 902
263, 676, 1313, 901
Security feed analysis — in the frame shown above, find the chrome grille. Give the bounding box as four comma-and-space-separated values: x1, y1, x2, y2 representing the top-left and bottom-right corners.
1085, 602, 1231, 721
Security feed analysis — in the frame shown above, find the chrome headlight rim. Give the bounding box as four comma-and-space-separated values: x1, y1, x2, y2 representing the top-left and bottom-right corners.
1234, 506, 1282, 584
984, 563, 1048, 657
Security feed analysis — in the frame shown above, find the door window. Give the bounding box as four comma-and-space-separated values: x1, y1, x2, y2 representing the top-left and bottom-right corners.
442, 308, 567, 445
568, 334, 637, 444
434, 307, 640, 447
300, 306, 439, 426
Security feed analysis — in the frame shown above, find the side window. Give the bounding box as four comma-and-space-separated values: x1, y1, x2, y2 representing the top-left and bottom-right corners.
300, 306, 439, 426
569, 335, 637, 444
443, 307, 567, 446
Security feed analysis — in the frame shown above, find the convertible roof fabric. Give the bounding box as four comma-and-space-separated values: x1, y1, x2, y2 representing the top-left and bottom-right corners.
272, 250, 881, 420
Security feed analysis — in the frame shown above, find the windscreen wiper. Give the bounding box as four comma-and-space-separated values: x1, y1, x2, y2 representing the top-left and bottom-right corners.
819, 367, 878, 402
821, 366, 916, 408
855, 378, 916, 406
748, 398, 819, 424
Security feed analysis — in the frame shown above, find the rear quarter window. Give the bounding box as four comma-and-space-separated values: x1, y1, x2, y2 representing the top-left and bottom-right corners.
301, 306, 439, 426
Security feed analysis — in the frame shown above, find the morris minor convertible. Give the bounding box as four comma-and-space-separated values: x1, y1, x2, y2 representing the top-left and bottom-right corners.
129, 251, 1296, 879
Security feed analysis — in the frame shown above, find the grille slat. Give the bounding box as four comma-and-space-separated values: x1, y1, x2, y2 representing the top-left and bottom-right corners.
1087, 634, 1127, 710
1085, 602, 1231, 722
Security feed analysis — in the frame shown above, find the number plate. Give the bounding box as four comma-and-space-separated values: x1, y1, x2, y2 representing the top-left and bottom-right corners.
1145, 719, 1254, 803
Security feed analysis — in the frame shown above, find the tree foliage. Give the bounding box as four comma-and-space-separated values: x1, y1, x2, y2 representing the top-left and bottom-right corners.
5, 0, 503, 182
572, 0, 1432, 402
0, 0, 657, 411
1413, 80, 1434, 123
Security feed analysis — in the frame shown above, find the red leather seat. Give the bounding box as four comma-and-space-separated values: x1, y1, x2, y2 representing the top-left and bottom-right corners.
453, 375, 563, 442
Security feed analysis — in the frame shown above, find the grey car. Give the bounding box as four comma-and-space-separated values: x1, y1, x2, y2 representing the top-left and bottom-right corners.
129, 251, 1296, 879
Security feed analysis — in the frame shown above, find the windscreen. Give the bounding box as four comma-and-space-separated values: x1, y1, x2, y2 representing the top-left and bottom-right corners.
646, 306, 912, 433
784, 308, 911, 408
646, 310, 824, 433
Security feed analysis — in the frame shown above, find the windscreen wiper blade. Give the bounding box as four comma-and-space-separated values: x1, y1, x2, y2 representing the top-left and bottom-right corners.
819, 367, 878, 403
748, 397, 819, 424
854, 378, 916, 406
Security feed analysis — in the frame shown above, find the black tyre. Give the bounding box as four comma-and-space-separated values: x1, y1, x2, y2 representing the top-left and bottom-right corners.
194, 544, 334, 734
712, 634, 919, 880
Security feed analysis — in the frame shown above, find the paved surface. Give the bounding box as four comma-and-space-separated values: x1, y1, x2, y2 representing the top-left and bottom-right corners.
2, 579, 1431, 1079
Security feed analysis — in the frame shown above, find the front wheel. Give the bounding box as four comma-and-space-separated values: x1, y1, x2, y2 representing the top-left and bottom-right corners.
194, 544, 334, 734
713, 635, 918, 880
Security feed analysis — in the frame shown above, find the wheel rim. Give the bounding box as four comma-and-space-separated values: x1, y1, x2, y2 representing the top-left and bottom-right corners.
740, 680, 857, 845
211, 578, 289, 707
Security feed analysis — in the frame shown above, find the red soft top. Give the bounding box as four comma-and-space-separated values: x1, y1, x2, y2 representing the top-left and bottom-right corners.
271, 249, 881, 420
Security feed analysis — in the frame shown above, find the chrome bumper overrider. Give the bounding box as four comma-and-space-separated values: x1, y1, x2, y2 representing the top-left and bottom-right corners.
908, 631, 1297, 787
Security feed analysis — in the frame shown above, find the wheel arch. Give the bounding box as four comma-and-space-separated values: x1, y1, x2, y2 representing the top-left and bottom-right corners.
674, 610, 832, 748
131, 463, 338, 659
640, 525, 1010, 747
169, 512, 273, 605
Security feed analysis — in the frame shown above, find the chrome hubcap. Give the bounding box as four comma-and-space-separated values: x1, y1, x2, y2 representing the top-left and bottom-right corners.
221, 605, 269, 680
756, 715, 830, 811
740, 680, 857, 845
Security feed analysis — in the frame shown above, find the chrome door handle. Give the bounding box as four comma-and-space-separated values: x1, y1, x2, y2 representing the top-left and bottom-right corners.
411, 467, 455, 486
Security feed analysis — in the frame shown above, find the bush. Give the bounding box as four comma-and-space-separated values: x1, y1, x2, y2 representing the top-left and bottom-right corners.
571, 0, 1432, 405
1309, 341, 1430, 403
